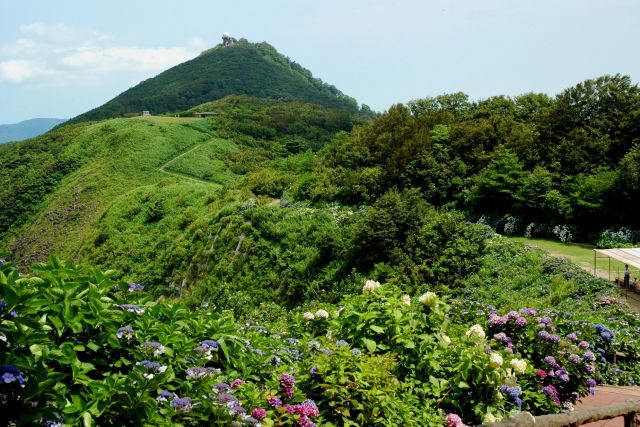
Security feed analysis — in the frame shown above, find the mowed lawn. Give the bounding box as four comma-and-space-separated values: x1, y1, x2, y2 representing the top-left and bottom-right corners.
505, 237, 630, 281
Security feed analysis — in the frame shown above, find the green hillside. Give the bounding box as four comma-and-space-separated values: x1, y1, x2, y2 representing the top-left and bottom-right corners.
4, 85, 640, 427
68, 40, 360, 123
0, 97, 359, 291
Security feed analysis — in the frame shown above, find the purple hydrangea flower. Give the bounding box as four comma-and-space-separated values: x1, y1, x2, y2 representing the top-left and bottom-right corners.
336, 340, 349, 347
515, 317, 528, 326
539, 316, 552, 325
493, 332, 507, 341
171, 397, 192, 412
251, 408, 267, 420
542, 384, 560, 404
583, 351, 596, 362
280, 373, 295, 399
568, 354, 582, 363
231, 378, 246, 389
301, 399, 320, 417
578, 340, 590, 349
567, 332, 578, 341
268, 396, 282, 408
488, 313, 508, 326
544, 356, 558, 368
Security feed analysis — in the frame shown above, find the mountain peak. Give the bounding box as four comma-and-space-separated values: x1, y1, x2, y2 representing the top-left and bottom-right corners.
69, 39, 358, 124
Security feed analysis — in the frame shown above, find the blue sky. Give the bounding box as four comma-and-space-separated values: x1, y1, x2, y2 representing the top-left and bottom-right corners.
1, 0, 639, 123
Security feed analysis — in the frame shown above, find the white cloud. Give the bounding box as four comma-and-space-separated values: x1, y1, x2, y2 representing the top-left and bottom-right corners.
1, 22, 205, 85
60, 46, 197, 72
0, 60, 55, 83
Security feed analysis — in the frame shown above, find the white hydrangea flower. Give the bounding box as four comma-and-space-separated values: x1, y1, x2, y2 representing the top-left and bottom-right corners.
303, 311, 315, 321
418, 291, 437, 306
489, 352, 503, 368
441, 334, 451, 345
483, 413, 498, 424
510, 358, 527, 375
315, 309, 329, 319
465, 324, 486, 340
401, 295, 411, 306
362, 280, 381, 293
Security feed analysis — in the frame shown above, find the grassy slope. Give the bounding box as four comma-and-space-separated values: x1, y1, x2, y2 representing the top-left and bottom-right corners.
505, 237, 629, 279
6, 116, 221, 265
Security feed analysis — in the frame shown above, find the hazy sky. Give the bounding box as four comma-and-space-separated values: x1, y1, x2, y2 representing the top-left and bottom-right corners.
1, 0, 639, 123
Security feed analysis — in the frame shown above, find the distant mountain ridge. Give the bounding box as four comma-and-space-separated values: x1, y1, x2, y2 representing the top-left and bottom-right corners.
69, 39, 360, 124
0, 118, 67, 143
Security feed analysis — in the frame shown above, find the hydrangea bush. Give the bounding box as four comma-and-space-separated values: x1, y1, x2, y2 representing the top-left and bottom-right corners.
2, 253, 640, 426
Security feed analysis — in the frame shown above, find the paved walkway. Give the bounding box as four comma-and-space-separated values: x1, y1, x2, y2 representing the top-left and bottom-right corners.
575, 386, 640, 426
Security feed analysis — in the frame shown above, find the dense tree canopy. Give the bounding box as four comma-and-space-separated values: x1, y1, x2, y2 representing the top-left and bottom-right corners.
305, 74, 640, 237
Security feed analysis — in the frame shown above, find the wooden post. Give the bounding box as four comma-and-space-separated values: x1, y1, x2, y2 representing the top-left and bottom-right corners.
623, 412, 634, 427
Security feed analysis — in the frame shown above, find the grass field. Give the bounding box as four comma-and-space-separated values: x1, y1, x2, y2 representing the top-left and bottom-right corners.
163, 138, 239, 185
505, 237, 632, 280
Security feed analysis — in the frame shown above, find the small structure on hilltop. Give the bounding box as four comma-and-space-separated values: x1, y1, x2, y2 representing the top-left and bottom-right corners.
141, 111, 151, 116
222, 32, 236, 46
194, 112, 218, 118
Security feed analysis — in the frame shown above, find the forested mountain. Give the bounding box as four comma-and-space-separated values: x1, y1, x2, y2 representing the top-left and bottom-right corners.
0, 118, 66, 143
68, 40, 361, 124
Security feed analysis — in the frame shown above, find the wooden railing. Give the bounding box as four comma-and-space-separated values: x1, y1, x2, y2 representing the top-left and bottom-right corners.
486, 402, 640, 427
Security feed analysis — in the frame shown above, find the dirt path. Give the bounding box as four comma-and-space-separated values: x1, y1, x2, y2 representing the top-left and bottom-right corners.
158, 144, 213, 185
575, 386, 640, 426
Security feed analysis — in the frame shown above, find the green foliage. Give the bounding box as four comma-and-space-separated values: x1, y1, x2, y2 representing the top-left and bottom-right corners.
307, 75, 640, 236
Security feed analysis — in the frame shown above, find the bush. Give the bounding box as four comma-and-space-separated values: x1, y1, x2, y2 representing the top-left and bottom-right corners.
595, 227, 633, 248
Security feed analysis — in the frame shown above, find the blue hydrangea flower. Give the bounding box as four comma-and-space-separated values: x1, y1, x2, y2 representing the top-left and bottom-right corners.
157, 390, 176, 402
117, 304, 144, 314
0, 365, 25, 385
127, 282, 144, 292
141, 341, 166, 356
500, 385, 523, 407
116, 326, 134, 339
186, 366, 213, 379
213, 382, 231, 394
